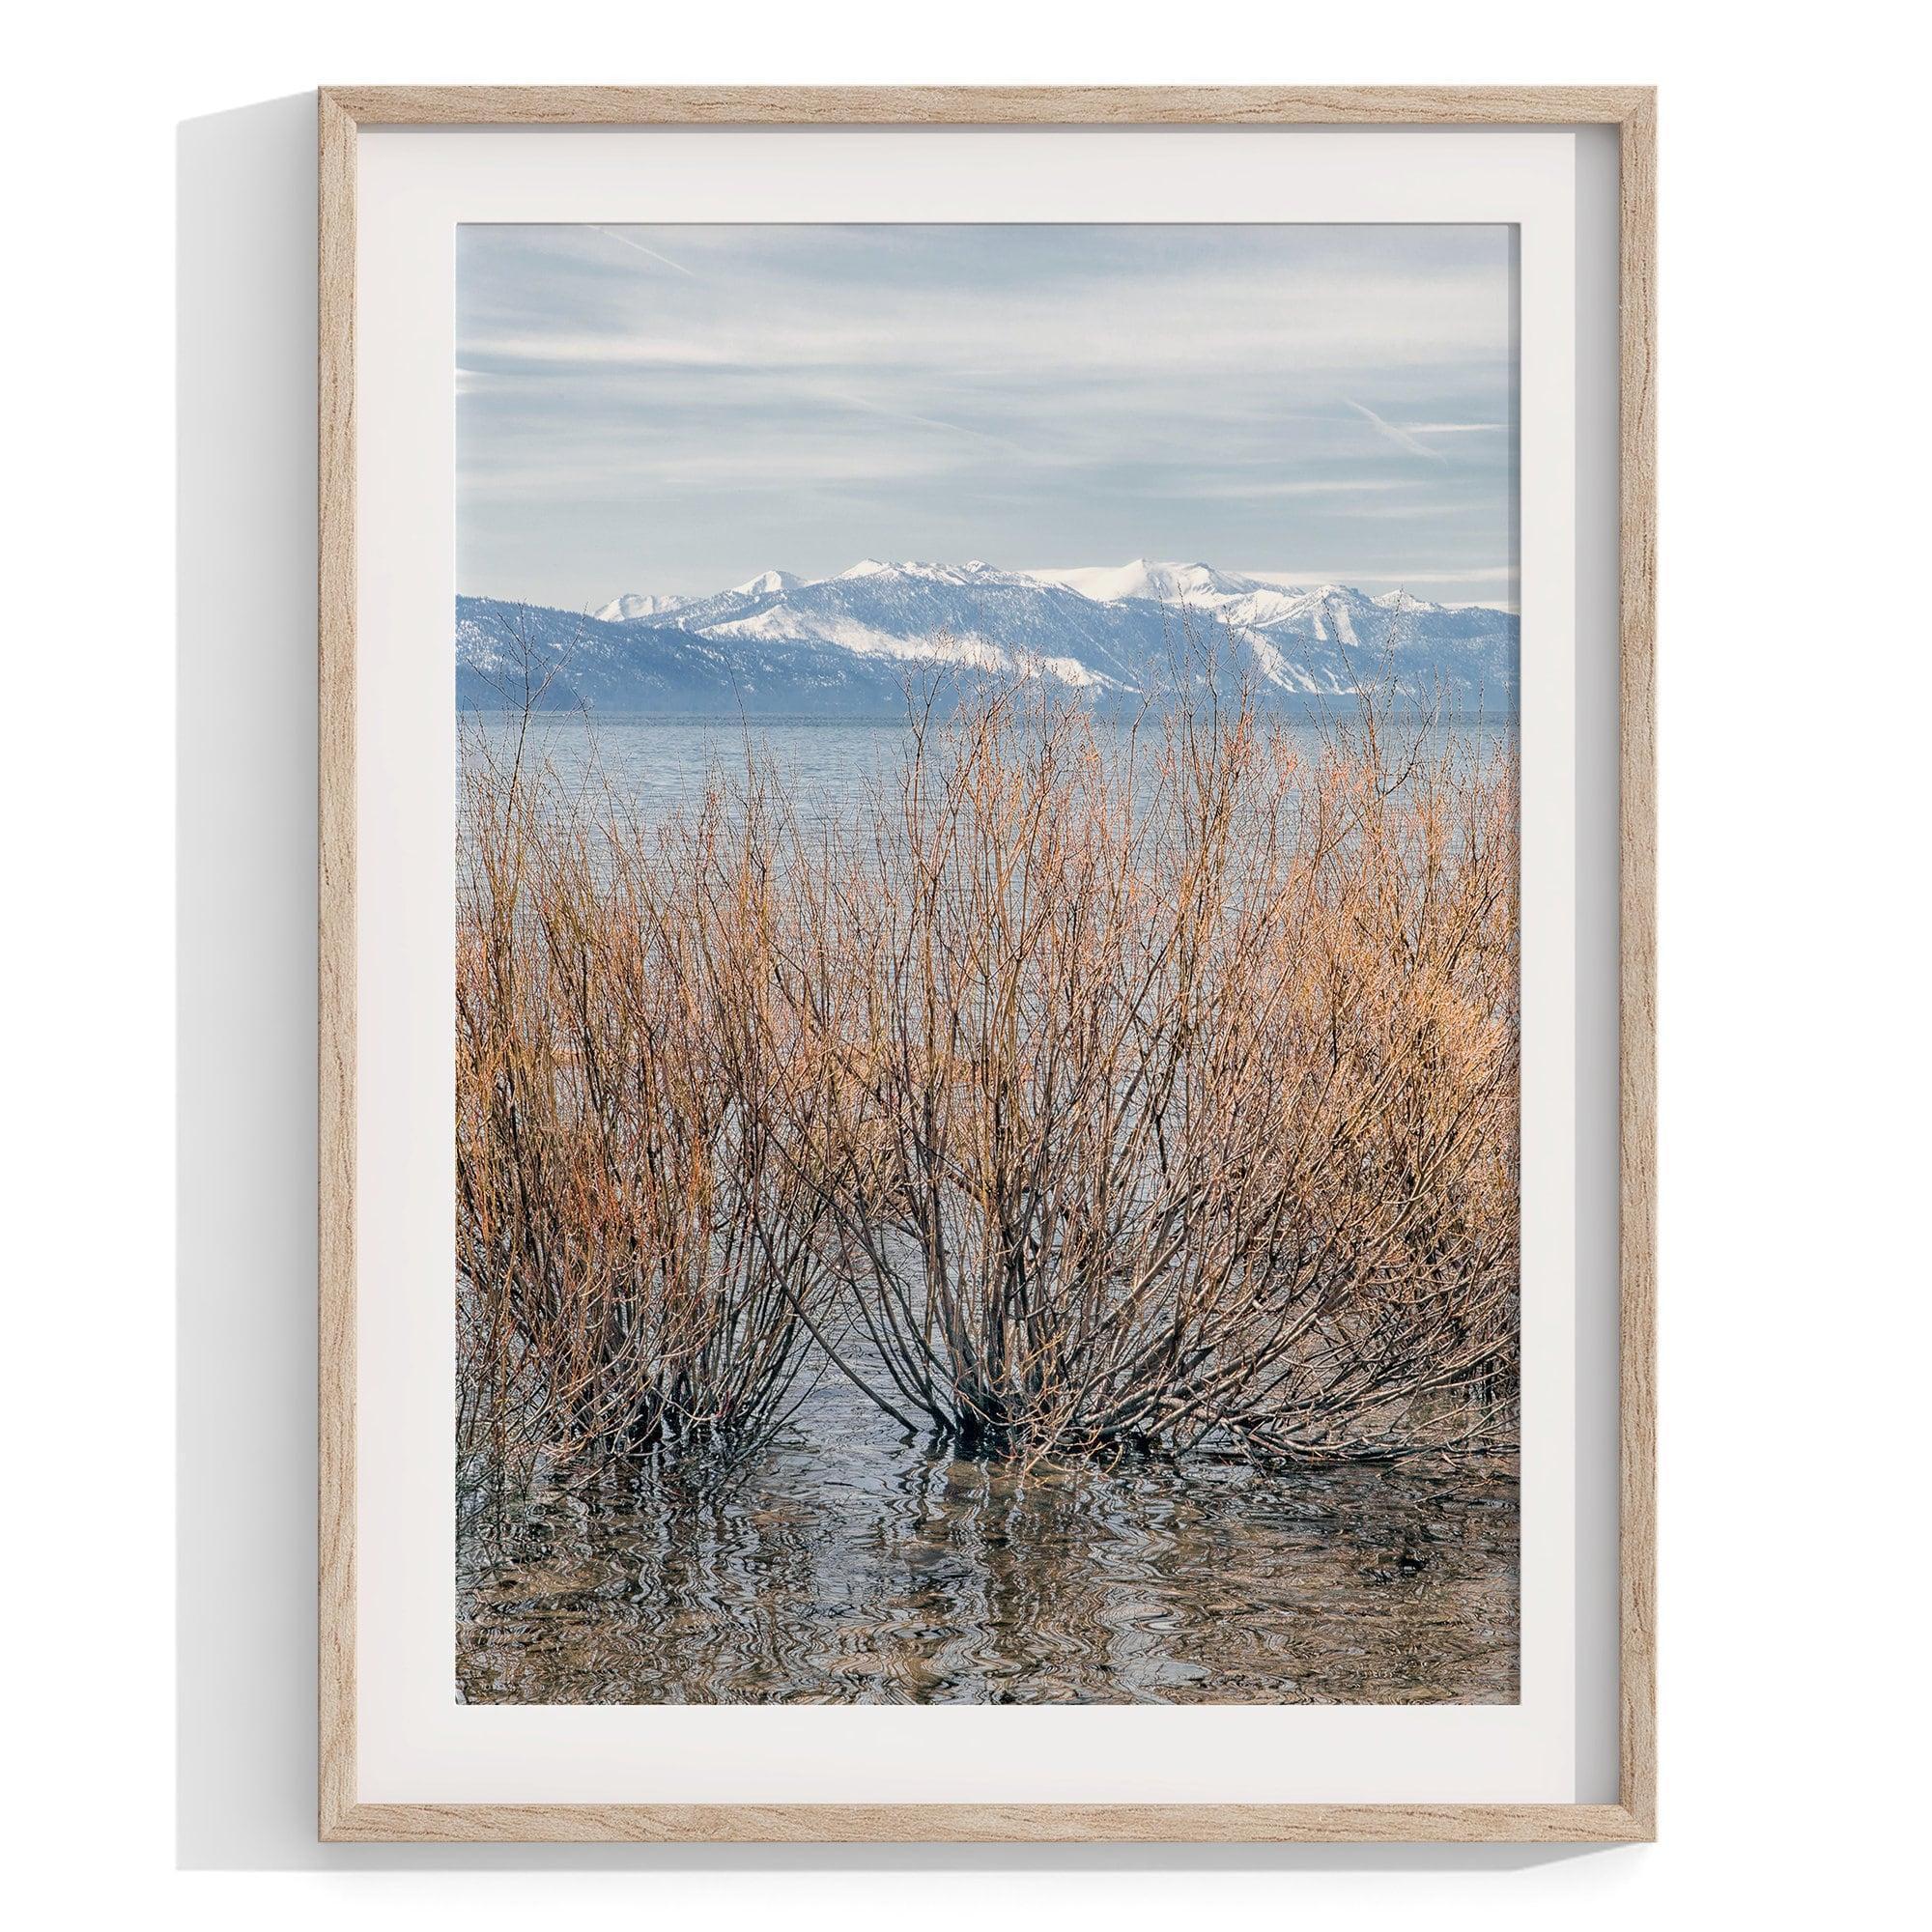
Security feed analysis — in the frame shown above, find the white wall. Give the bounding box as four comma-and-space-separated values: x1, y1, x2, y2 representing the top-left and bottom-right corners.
7, 3, 1925, 1924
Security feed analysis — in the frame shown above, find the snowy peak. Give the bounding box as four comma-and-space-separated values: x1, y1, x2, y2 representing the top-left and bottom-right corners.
830, 557, 1021, 588
730, 569, 801, 598
1040, 558, 1262, 606
1030, 565, 1469, 653
594, 590, 689, 624
479, 559, 1516, 717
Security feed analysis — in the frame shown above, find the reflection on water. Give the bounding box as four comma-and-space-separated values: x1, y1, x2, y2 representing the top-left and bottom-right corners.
457, 1372, 1518, 1706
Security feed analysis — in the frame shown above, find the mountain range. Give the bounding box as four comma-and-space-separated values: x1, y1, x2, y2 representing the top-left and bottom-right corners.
456, 558, 1518, 718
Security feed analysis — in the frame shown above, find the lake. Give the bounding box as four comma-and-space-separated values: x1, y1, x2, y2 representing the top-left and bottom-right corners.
455, 709, 1520, 1706
459, 709, 1516, 837
457, 1367, 1519, 1706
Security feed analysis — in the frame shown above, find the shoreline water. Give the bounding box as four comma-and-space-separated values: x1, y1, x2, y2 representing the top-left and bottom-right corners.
457, 1371, 1520, 1708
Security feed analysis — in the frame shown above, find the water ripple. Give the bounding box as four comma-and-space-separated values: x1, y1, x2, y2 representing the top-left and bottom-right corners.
458, 1371, 1518, 1705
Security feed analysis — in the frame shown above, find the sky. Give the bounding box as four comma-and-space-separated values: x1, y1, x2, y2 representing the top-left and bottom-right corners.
457, 224, 1518, 611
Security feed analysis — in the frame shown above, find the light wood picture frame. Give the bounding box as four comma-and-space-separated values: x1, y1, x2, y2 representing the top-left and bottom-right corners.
318, 84, 1656, 1844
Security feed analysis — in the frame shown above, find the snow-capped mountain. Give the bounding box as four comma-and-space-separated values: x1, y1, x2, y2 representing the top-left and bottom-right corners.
590, 590, 690, 624
1033, 559, 1256, 606
461, 559, 1517, 717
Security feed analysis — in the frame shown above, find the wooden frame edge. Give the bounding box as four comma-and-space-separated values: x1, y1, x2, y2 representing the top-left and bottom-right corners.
318, 82, 358, 1842
316, 83, 1658, 1846
1614, 86, 1659, 1842
319, 83, 1657, 126
322, 1801, 1651, 1845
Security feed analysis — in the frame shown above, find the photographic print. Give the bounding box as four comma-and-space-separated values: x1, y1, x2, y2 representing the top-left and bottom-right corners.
453, 222, 1521, 1708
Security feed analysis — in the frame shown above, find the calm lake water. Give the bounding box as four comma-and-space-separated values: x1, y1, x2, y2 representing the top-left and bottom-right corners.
455, 710, 1520, 1706
460, 710, 1515, 835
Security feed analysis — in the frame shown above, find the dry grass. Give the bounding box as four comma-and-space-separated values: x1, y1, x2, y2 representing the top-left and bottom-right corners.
457, 652, 1519, 1466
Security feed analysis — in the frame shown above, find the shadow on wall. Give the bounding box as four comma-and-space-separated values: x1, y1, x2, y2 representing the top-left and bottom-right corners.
173, 92, 1621, 1875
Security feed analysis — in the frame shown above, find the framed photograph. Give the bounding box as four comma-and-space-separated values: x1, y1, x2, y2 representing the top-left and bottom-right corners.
319, 85, 1655, 1842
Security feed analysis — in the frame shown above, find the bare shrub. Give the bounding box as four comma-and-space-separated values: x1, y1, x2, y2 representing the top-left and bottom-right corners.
456, 639, 1518, 1466
456, 722, 836, 1457
774, 658, 1517, 1463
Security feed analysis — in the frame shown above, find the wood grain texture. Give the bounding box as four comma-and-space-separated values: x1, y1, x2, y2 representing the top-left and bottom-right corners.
323, 1802, 1650, 1844
316, 84, 1659, 1845
321, 83, 1654, 127
1615, 89, 1660, 1841
317, 84, 358, 1843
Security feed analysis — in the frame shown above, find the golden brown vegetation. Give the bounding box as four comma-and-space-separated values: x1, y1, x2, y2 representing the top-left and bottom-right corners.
457, 661, 1519, 1466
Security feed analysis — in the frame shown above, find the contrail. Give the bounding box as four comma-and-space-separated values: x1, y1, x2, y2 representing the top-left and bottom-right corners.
593, 226, 696, 277
1344, 398, 1444, 461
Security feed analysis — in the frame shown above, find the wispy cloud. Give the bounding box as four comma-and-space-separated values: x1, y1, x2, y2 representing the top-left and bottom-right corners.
1179, 477, 1420, 500
1344, 399, 1446, 462
457, 224, 1517, 606
591, 226, 696, 277
818, 386, 1033, 459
